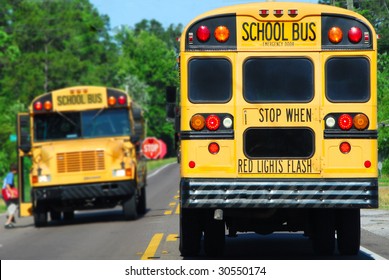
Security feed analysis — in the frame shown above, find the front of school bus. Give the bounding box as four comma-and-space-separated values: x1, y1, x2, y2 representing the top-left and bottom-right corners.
18, 86, 146, 227
177, 2, 378, 256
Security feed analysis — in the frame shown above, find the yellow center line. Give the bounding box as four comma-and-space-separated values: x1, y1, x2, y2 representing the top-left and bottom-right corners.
141, 233, 164, 260
175, 203, 180, 215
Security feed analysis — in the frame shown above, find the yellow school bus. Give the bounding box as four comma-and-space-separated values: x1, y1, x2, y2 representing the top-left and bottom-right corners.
167, 2, 378, 257
17, 86, 147, 227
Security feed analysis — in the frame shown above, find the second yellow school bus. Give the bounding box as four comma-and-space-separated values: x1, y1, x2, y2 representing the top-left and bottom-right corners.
168, 2, 378, 257
17, 86, 147, 227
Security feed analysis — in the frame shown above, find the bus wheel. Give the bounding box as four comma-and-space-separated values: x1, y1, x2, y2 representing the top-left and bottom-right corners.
336, 209, 360, 255
34, 206, 48, 228
137, 187, 147, 215
63, 211, 74, 221
50, 210, 61, 221
204, 216, 225, 258
180, 208, 202, 257
312, 209, 335, 256
123, 194, 138, 220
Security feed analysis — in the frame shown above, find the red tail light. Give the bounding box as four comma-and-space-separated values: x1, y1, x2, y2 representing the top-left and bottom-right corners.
34, 101, 43, 111
205, 115, 220, 131
339, 142, 351, 154
196, 25, 210, 42
348, 27, 362, 43
208, 142, 220, 154
338, 114, 353, 130
118, 95, 127, 105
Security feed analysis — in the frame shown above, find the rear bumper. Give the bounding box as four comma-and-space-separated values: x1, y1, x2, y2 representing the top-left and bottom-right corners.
180, 178, 378, 209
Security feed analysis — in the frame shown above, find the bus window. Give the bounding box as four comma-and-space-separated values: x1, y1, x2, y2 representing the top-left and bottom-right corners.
34, 112, 81, 141
188, 58, 232, 103
326, 57, 370, 102
244, 58, 314, 103
83, 108, 131, 138
244, 128, 314, 158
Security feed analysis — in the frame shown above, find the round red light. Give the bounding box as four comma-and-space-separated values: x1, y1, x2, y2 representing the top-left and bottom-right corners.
364, 160, 371, 168
348, 26, 362, 44
205, 115, 220, 131
339, 142, 351, 154
208, 142, 220, 154
118, 95, 126, 105
338, 114, 353, 130
189, 161, 196, 168
34, 101, 43, 111
196, 25, 210, 42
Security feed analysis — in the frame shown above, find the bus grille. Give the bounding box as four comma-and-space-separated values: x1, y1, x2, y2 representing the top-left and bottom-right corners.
57, 151, 105, 173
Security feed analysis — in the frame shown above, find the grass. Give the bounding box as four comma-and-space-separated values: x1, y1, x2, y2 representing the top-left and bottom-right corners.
146, 157, 177, 172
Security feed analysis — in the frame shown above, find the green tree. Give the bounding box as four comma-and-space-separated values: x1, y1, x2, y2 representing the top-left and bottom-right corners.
114, 23, 179, 155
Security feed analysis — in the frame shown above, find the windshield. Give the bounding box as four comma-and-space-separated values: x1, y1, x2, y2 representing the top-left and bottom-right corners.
34, 108, 131, 141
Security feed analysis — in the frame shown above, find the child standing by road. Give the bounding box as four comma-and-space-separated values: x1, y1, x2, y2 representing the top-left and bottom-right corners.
2, 164, 18, 229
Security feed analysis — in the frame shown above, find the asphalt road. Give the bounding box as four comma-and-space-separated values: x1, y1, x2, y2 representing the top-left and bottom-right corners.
0, 163, 388, 260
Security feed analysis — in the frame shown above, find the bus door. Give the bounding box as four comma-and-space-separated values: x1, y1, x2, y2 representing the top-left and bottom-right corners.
237, 53, 322, 177
17, 113, 33, 217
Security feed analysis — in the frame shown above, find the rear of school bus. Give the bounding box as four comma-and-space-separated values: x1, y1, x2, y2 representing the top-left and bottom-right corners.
178, 2, 378, 257
17, 86, 147, 227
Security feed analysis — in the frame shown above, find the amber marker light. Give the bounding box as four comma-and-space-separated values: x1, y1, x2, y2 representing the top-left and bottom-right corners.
108, 96, 116, 106
190, 114, 206, 131
353, 113, 369, 130
44, 101, 52, 111
214, 25, 230, 43
328, 26, 343, 44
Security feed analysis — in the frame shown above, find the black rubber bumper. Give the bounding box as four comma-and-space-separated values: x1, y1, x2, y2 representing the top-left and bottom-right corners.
180, 178, 378, 209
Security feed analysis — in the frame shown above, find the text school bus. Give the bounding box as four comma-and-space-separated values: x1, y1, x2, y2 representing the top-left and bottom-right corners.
17, 86, 147, 227
167, 2, 378, 256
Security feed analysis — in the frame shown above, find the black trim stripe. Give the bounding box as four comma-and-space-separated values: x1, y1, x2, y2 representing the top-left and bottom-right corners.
324, 129, 378, 139
181, 130, 234, 140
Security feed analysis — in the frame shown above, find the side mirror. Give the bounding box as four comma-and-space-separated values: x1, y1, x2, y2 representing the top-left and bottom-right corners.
18, 114, 32, 154
166, 86, 177, 103
166, 86, 177, 120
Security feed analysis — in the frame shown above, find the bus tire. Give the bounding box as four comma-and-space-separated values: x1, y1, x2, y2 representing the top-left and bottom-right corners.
137, 187, 147, 215
204, 216, 225, 258
336, 209, 360, 255
50, 210, 61, 221
180, 208, 202, 257
123, 194, 138, 220
34, 207, 48, 228
63, 211, 74, 221
312, 209, 335, 256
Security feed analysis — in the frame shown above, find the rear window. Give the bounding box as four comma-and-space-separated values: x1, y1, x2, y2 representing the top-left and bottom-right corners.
326, 57, 370, 102
244, 128, 314, 158
244, 58, 314, 103
188, 58, 232, 103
